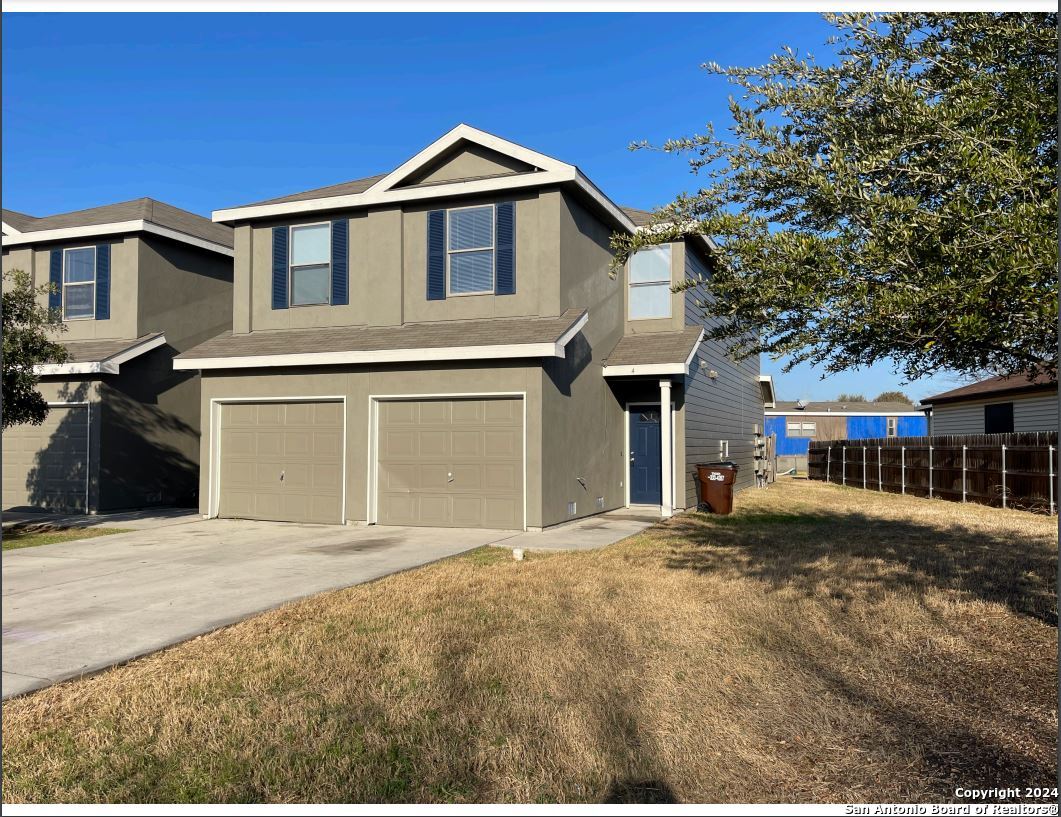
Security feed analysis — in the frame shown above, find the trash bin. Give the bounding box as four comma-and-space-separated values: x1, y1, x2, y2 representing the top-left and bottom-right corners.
696, 461, 738, 514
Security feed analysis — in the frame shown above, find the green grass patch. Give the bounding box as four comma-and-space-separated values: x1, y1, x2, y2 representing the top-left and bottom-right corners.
2, 526, 130, 551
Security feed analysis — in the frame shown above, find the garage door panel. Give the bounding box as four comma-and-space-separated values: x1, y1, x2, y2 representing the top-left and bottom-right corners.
2, 404, 89, 512
377, 398, 522, 530
218, 400, 343, 524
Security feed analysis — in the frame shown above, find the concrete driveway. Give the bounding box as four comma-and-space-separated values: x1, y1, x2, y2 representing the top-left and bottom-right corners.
1, 519, 522, 699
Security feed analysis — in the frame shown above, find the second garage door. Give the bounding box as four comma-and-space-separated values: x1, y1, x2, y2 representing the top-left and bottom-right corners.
218, 400, 343, 524
2, 404, 89, 512
377, 397, 523, 530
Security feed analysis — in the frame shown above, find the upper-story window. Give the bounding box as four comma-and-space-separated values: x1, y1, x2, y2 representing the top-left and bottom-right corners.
289, 223, 331, 306
629, 245, 671, 319
447, 205, 494, 295
63, 247, 96, 320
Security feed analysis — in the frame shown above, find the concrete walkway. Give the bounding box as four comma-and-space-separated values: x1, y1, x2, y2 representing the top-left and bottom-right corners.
2, 509, 658, 699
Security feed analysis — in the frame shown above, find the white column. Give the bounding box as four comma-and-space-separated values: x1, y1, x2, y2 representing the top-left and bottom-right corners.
659, 378, 673, 518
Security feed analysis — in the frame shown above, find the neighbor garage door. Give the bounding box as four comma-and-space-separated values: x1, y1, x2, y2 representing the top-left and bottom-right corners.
2, 403, 89, 512
377, 397, 523, 529
218, 400, 343, 524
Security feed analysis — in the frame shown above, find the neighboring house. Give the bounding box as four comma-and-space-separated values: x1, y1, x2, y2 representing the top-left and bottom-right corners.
921, 372, 1058, 435
1, 199, 234, 512
174, 124, 765, 530
766, 400, 927, 472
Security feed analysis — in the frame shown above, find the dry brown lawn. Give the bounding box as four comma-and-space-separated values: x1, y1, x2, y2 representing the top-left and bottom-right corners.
1, 526, 129, 551
2, 479, 1056, 804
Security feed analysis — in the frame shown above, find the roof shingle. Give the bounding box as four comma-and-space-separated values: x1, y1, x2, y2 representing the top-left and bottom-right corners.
921, 371, 1057, 405
603, 327, 704, 367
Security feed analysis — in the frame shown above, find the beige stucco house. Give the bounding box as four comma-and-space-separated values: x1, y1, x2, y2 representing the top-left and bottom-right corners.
174, 125, 764, 529
2, 200, 233, 511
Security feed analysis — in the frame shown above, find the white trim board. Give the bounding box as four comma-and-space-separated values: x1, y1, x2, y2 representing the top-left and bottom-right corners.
34, 333, 167, 376
206, 395, 348, 524
212, 125, 638, 234
1, 220, 234, 257
174, 313, 588, 372
367, 391, 528, 531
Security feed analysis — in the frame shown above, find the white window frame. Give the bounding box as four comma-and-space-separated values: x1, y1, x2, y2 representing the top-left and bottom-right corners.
887, 417, 898, 437
787, 420, 817, 437
62, 245, 96, 321
288, 222, 332, 307
446, 204, 495, 297
627, 245, 673, 320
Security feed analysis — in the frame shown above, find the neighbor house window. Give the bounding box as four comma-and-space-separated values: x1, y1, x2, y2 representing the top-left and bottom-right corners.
63, 247, 96, 319
447, 205, 494, 295
628, 245, 672, 319
289, 223, 331, 306
984, 402, 1014, 434
787, 420, 817, 437
887, 417, 898, 437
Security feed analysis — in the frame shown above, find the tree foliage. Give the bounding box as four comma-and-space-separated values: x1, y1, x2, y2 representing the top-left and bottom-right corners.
835, 392, 868, 403
612, 12, 1058, 382
874, 390, 913, 404
2, 270, 69, 430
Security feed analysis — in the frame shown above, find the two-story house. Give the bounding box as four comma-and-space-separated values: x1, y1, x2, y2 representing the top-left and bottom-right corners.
1, 199, 233, 512
174, 125, 764, 529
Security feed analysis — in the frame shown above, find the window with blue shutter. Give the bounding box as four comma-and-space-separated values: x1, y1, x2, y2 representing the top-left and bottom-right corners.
95, 243, 110, 320
48, 250, 62, 311
331, 219, 348, 306
427, 210, 446, 300
272, 226, 289, 309
495, 202, 515, 295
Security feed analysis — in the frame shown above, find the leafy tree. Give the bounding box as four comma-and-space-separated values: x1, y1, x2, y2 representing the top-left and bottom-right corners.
874, 390, 913, 404
612, 12, 1058, 382
2, 270, 68, 429
835, 392, 868, 403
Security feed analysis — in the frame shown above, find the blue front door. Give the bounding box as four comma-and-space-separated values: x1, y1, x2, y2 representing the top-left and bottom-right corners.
629, 405, 662, 505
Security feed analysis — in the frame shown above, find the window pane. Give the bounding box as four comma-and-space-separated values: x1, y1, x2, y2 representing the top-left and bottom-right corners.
64, 283, 95, 318
629, 283, 671, 319
449, 206, 493, 251
291, 224, 330, 266
802, 422, 816, 434
630, 246, 671, 283
787, 423, 801, 433
450, 250, 494, 293
291, 264, 330, 305
64, 248, 95, 283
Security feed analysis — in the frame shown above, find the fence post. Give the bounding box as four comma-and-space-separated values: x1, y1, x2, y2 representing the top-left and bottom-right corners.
841, 446, 846, 486
863, 446, 867, 489
826, 446, 831, 483
928, 444, 933, 499
901, 446, 905, 494
962, 445, 967, 503
1001, 444, 1007, 509
1050, 445, 1056, 516
878, 446, 882, 491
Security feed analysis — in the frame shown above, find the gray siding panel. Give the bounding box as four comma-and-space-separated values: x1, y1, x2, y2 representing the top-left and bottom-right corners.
930, 392, 1058, 435
681, 242, 762, 506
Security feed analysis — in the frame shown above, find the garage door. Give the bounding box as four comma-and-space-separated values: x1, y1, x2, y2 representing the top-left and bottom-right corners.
2, 404, 89, 512
218, 400, 343, 524
377, 397, 523, 529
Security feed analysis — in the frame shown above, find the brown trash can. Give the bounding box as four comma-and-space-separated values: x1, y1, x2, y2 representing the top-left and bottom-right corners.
696, 461, 738, 514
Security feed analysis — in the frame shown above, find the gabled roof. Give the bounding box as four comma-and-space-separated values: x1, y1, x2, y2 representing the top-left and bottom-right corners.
921, 371, 1057, 406
601, 327, 704, 377
1, 209, 38, 233
211, 124, 638, 233
173, 309, 588, 371
34, 333, 167, 376
1, 198, 233, 256
768, 400, 924, 415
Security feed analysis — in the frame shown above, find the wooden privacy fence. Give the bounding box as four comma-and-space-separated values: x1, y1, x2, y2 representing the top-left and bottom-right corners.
807, 432, 1058, 514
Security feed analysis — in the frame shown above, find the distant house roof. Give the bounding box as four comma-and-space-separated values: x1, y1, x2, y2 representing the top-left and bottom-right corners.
767, 400, 924, 415
1, 198, 233, 254
921, 371, 1057, 406
174, 309, 588, 371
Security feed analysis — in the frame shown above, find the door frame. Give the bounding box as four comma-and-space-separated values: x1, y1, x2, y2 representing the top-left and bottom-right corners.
368, 392, 528, 531
208, 395, 347, 523
624, 401, 678, 510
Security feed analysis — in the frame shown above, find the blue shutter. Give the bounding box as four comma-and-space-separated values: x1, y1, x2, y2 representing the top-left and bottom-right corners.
94, 243, 110, 320
495, 202, 515, 295
331, 219, 348, 306
272, 226, 288, 309
426, 209, 446, 300
48, 250, 62, 311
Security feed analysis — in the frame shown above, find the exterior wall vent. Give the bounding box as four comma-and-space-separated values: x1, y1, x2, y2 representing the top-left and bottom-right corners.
567, 501, 577, 517
596, 496, 604, 510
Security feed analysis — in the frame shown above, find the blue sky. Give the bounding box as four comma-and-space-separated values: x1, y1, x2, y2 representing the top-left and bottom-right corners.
2, 12, 964, 402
